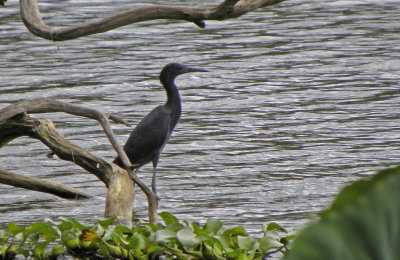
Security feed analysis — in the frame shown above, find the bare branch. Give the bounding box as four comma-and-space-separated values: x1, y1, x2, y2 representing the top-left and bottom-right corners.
19, 0, 287, 41
0, 169, 90, 200
0, 98, 130, 126
0, 113, 113, 185
0, 99, 158, 223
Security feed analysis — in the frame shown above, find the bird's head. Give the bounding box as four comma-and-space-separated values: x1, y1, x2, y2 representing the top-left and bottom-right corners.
159, 63, 208, 83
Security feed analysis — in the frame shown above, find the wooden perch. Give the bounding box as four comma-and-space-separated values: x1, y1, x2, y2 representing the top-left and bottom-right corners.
0, 99, 158, 224
0, 169, 90, 200
18, 0, 287, 41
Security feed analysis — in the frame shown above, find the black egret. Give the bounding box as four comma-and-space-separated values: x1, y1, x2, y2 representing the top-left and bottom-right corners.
113, 63, 207, 197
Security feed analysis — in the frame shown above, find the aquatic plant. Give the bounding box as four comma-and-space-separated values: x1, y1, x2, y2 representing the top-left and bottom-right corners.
0, 213, 291, 259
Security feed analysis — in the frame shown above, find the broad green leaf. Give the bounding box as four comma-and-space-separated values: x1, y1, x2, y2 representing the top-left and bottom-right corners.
97, 217, 116, 229
27, 232, 40, 246
57, 220, 73, 232
8, 222, 23, 236
226, 248, 243, 259
202, 242, 217, 259
237, 236, 255, 251
191, 222, 203, 234
222, 226, 248, 237
51, 244, 64, 256
24, 222, 59, 242
0, 229, 10, 244
204, 218, 223, 235
63, 218, 91, 231
128, 233, 147, 250
216, 233, 233, 249
114, 225, 133, 234
165, 222, 185, 232
177, 228, 201, 248
32, 241, 50, 257
160, 212, 180, 226
263, 222, 287, 233
146, 244, 164, 255
285, 166, 400, 260
155, 229, 176, 242
259, 236, 281, 252
1, 244, 8, 258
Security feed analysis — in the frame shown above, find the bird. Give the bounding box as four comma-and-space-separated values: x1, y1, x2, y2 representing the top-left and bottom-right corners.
113, 63, 207, 198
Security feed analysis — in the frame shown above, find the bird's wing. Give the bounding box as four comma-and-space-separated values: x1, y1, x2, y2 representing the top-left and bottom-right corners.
122, 105, 172, 166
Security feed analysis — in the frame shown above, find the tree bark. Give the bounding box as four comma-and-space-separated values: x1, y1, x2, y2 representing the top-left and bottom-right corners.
18, 0, 287, 41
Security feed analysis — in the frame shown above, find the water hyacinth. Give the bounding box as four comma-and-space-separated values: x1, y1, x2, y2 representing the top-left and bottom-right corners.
0, 212, 291, 259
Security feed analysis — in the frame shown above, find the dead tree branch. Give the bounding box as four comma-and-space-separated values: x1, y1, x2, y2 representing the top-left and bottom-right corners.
0, 169, 90, 200
19, 0, 287, 41
0, 99, 158, 224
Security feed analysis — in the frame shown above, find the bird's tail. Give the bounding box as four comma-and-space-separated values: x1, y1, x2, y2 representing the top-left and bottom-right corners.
113, 157, 140, 171
113, 157, 123, 167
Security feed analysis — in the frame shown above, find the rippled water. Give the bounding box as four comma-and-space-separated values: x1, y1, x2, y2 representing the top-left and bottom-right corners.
1, 0, 400, 238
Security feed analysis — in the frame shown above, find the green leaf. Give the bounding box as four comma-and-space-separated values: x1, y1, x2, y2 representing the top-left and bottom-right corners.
114, 225, 133, 235
1, 244, 8, 258
202, 242, 217, 260
62, 218, 91, 231
226, 248, 243, 260
204, 218, 223, 235
51, 244, 64, 256
128, 233, 147, 250
57, 220, 73, 232
0, 229, 10, 244
259, 236, 281, 252
285, 165, 400, 260
177, 228, 201, 248
237, 236, 255, 251
155, 229, 176, 242
263, 222, 287, 233
166, 222, 185, 232
32, 241, 50, 257
27, 232, 40, 246
222, 226, 248, 237
8, 222, 24, 236
160, 212, 180, 226
97, 217, 116, 229
24, 222, 59, 242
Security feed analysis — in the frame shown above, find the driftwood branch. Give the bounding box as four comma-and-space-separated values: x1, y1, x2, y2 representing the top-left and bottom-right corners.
0, 98, 130, 127
0, 169, 90, 200
0, 99, 158, 224
18, 0, 287, 41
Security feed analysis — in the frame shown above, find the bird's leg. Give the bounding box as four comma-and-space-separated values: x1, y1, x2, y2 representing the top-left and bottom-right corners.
152, 159, 160, 201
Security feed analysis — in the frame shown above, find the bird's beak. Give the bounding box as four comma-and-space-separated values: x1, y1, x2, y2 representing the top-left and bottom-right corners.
184, 67, 209, 74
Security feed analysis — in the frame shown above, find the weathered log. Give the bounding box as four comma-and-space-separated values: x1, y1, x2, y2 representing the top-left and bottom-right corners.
18, 0, 287, 41
0, 169, 90, 200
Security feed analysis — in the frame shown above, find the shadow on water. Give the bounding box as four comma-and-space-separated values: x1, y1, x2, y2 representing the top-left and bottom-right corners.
1, 0, 400, 235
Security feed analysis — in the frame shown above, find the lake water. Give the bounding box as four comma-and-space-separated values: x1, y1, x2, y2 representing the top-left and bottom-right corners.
1, 0, 400, 239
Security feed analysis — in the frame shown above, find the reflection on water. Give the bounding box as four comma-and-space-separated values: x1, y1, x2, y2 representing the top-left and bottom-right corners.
1, 0, 400, 235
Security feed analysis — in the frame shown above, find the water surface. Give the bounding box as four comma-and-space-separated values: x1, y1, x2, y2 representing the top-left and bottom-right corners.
1, 0, 400, 237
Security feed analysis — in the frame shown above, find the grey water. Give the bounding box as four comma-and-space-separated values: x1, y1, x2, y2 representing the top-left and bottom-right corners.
1, 0, 400, 240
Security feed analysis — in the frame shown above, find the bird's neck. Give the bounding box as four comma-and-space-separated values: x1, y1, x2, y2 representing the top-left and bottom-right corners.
163, 79, 181, 117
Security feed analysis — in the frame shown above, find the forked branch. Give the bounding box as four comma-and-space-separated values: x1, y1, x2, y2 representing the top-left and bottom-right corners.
0, 99, 158, 224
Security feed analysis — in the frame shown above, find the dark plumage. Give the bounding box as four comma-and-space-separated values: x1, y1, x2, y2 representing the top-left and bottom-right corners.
114, 63, 207, 197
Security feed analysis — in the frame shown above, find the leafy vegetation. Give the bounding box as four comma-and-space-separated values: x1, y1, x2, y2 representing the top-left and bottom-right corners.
0, 212, 292, 259
3, 166, 400, 259
285, 166, 400, 260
